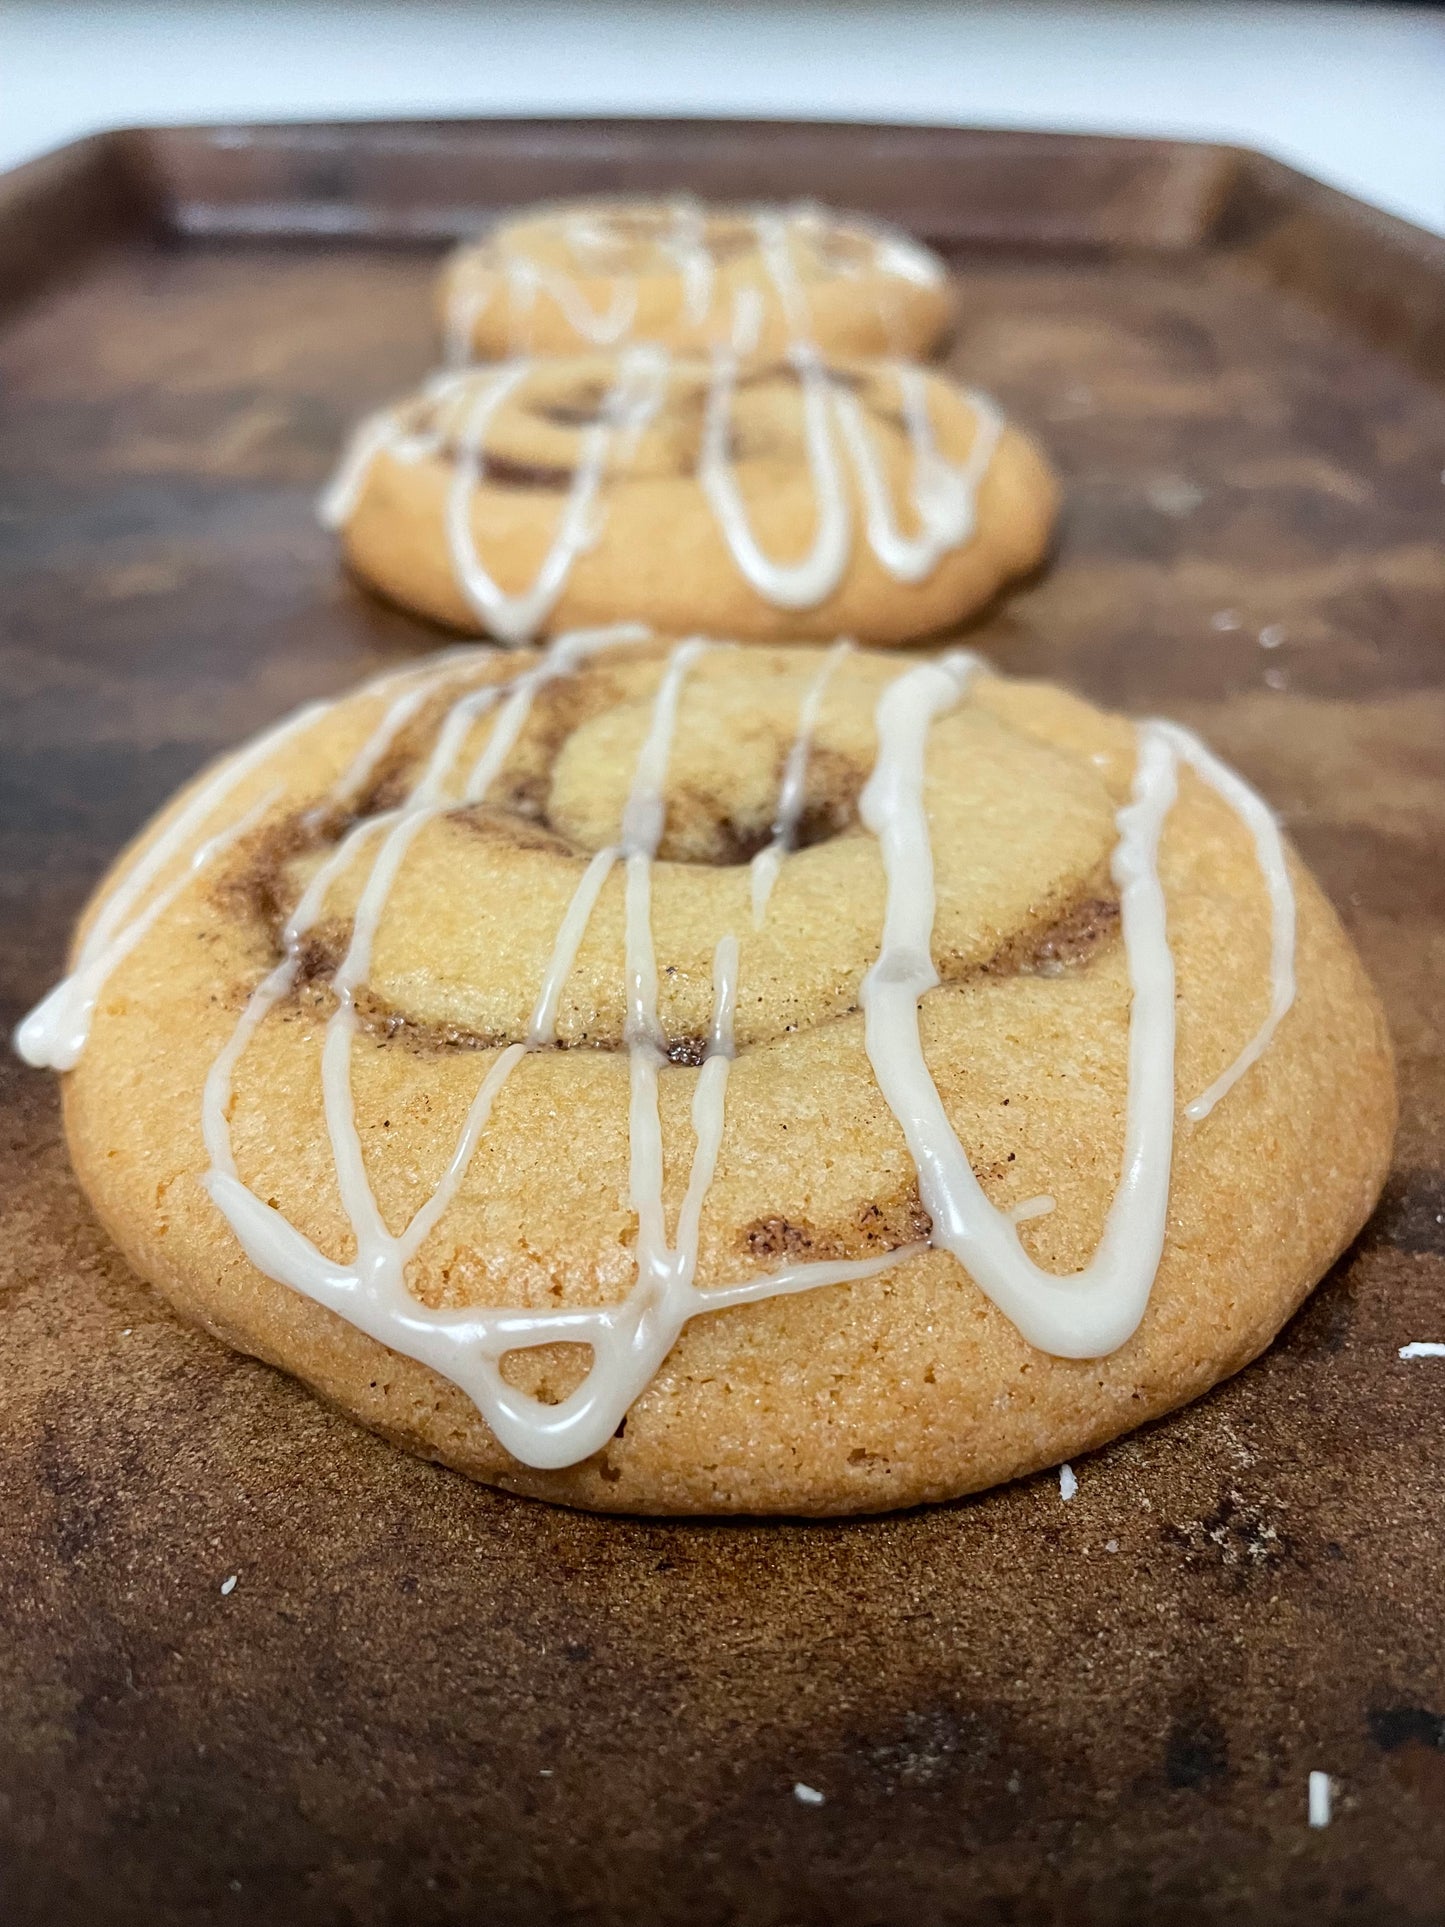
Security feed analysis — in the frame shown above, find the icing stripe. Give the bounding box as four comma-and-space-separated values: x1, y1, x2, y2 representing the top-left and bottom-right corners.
699, 342, 854, 609
317, 370, 473, 529
504, 251, 640, 351
190, 632, 921, 1471
662, 196, 716, 327
858, 656, 1296, 1359
13, 692, 336, 1073
751, 637, 852, 925
834, 368, 1003, 583
445, 350, 668, 645
1156, 722, 1297, 1123
14, 789, 280, 1076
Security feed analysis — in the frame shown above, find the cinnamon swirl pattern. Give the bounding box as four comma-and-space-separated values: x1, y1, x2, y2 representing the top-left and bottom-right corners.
18, 635, 1394, 1514
322, 354, 1057, 644
438, 199, 953, 363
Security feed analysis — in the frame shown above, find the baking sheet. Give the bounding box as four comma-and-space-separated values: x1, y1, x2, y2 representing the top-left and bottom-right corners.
1, 118, 1442, 1926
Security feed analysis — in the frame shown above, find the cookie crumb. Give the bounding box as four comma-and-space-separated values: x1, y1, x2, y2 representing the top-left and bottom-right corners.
1147, 477, 1204, 517
1009, 1193, 1055, 1225
1308, 1770, 1332, 1828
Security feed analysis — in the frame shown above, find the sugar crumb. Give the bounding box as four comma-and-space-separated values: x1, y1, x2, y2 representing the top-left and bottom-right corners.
1308, 1770, 1333, 1828
1147, 477, 1205, 516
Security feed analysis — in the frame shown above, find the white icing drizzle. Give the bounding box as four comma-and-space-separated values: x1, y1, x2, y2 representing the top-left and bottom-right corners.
754, 209, 814, 340
442, 200, 935, 365
871, 231, 946, 289
834, 367, 1003, 583
203, 625, 649, 1182
318, 407, 407, 529
857, 653, 1297, 1359
1153, 721, 1296, 1123
699, 342, 855, 609
18, 628, 1302, 1464
504, 249, 639, 351
443, 279, 493, 369
13, 693, 334, 1072
15, 790, 280, 1075
317, 369, 473, 529
696, 342, 1004, 609
302, 646, 491, 832
526, 846, 618, 1047
729, 287, 765, 357
660, 196, 716, 327
444, 348, 669, 644
185, 631, 916, 1470
750, 638, 852, 925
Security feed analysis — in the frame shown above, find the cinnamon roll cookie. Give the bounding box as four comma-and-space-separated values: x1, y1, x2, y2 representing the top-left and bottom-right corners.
438, 198, 953, 363
321, 353, 1058, 645
19, 634, 1394, 1516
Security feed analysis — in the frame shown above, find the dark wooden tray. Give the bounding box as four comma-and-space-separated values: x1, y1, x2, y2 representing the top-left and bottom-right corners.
2, 118, 1443, 1927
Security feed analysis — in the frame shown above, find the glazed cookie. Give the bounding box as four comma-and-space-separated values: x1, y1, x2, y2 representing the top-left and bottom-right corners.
321, 353, 1058, 645
19, 634, 1394, 1516
438, 198, 953, 363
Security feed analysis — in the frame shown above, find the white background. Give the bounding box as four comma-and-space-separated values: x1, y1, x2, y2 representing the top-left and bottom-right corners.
3, 1, 1444, 236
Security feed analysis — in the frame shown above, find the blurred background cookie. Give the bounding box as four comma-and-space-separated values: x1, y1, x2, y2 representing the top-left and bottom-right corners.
322, 352, 1058, 644
438, 198, 954, 363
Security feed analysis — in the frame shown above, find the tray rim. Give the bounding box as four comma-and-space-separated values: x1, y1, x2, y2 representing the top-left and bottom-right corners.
3, 113, 1442, 391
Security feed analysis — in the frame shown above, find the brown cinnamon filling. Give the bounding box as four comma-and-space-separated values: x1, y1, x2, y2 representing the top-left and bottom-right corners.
479, 452, 576, 492
741, 1184, 934, 1264
532, 393, 608, 428
232, 837, 1122, 1065
222, 723, 1122, 1070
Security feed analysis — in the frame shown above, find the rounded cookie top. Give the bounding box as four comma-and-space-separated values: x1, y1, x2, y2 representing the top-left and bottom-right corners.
26, 635, 1394, 1515
438, 198, 953, 363
322, 354, 1058, 645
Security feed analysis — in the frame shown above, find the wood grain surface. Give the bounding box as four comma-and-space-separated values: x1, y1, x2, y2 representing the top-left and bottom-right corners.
1, 121, 1443, 1927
